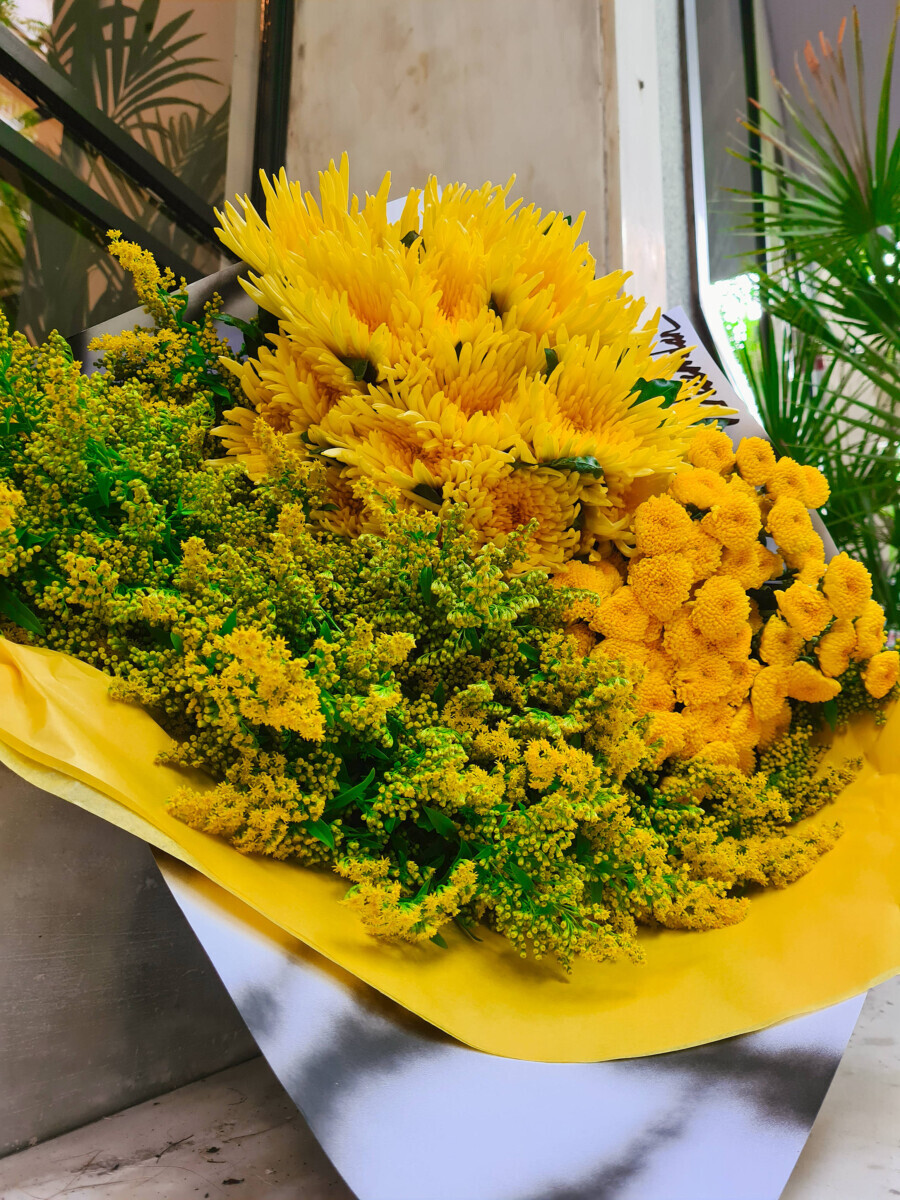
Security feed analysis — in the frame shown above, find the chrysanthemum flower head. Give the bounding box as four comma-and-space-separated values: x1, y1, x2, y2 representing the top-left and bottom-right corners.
685, 426, 735, 474
662, 604, 714, 663
644, 710, 685, 764
751, 665, 790, 722
735, 436, 776, 487
673, 653, 733, 706
718, 542, 782, 591
823, 552, 873, 620
776, 582, 832, 641
759, 615, 804, 667
632, 493, 694, 556
767, 456, 808, 501
592, 586, 650, 640
853, 599, 887, 660
668, 467, 729, 510
692, 575, 750, 642
701, 492, 762, 547
800, 465, 830, 509
863, 650, 900, 699
766, 496, 816, 556
627, 553, 693, 619
786, 660, 841, 704
815, 618, 856, 678
682, 526, 724, 581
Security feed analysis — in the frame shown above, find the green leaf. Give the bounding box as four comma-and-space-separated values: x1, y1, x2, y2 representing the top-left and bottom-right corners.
506, 861, 534, 893
326, 768, 377, 814
430, 932, 449, 949
307, 818, 336, 850
629, 377, 683, 408
418, 565, 435, 603
519, 641, 540, 663
412, 482, 443, 507
823, 698, 839, 732
340, 356, 378, 385
536, 455, 605, 477
170, 631, 183, 653
423, 805, 458, 839
220, 609, 238, 636
543, 347, 559, 376
0, 583, 45, 635
400, 230, 419, 248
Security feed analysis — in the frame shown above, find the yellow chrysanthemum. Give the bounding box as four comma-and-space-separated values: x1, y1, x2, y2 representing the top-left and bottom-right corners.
758, 699, 793, 748
635, 670, 676, 714
776, 582, 832, 641
644, 710, 686, 765
592, 587, 651, 640
450, 465, 581, 571
863, 650, 900, 699
735, 436, 776, 487
822, 552, 873, 620
214, 155, 724, 564
766, 496, 816, 556
717, 542, 782, 590
668, 467, 730, 510
552, 558, 623, 623
662, 605, 714, 664
853, 599, 887, 661
565, 622, 596, 658
724, 658, 762, 706
627, 553, 693, 619
786, 661, 841, 704
592, 636, 652, 670
692, 576, 750, 642
815, 618, 856, 679
694, 740, 743, 769
751, 665, 790, 722
680, 702, 734, 756
700, 492, 761, 547
673, 653, 733, 706
685, 427, 736, 474
729, 702, 761, 751
766, 456, 808, 501
748, 597, 763, 633
715, 622, 753, 662
759, 615, 804, 667
682, 527, 723, 582
632, 493, 694, 556
799, 464, 830, 509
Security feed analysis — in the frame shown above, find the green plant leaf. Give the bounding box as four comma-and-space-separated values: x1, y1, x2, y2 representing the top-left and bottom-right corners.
307, 818, 336, 850
423, 805, 458, 839
0, 583, 45, 635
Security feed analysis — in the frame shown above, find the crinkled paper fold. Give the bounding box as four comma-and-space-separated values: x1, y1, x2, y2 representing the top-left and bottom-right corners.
2, 637, 898, 1062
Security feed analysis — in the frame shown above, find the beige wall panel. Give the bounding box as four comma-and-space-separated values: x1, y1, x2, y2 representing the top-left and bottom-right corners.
285, 0, 614, 265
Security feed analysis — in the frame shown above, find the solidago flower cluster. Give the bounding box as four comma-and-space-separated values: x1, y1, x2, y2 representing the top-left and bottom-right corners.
553, 428, 899, 780
0, 228, 893, 969
212, 156, 724, 570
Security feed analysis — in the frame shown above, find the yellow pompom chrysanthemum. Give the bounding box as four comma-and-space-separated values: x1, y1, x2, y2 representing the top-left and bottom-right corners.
685, 427, 736, 474
735, 436, 776, 487
853, 600, 887, 661
776, 582, 832, 641
627, 554, 693, 619
692, 576, 750, 642
823, 552, 873, 620
863, 650, 900, 699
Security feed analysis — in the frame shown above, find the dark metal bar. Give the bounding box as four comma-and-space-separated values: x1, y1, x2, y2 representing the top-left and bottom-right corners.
251, 0, 295, 212
0, 25, 225, 250
0, 122, 201, 281
738, 0, 767, 265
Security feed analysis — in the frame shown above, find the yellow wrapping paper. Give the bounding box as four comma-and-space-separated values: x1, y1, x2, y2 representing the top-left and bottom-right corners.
2, 636, 898, 1062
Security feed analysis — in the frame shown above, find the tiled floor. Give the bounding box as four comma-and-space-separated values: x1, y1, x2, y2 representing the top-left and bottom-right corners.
1, 977, 898, 1200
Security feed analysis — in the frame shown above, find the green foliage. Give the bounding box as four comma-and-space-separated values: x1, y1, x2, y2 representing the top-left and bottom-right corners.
735, 9, 900, 625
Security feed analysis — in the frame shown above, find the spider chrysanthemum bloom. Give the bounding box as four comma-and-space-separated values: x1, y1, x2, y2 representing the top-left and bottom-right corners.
766, 496, 816, 556
823, 552, 873, 620
692, 576, 750, 642
212, 156, 724, 568
776, 582, 832, 641
735, 436, 776, 487
863, 650, 900, 699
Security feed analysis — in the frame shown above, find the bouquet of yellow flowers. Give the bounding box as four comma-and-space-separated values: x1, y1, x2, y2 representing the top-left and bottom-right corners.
1, 157, 898, 1060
